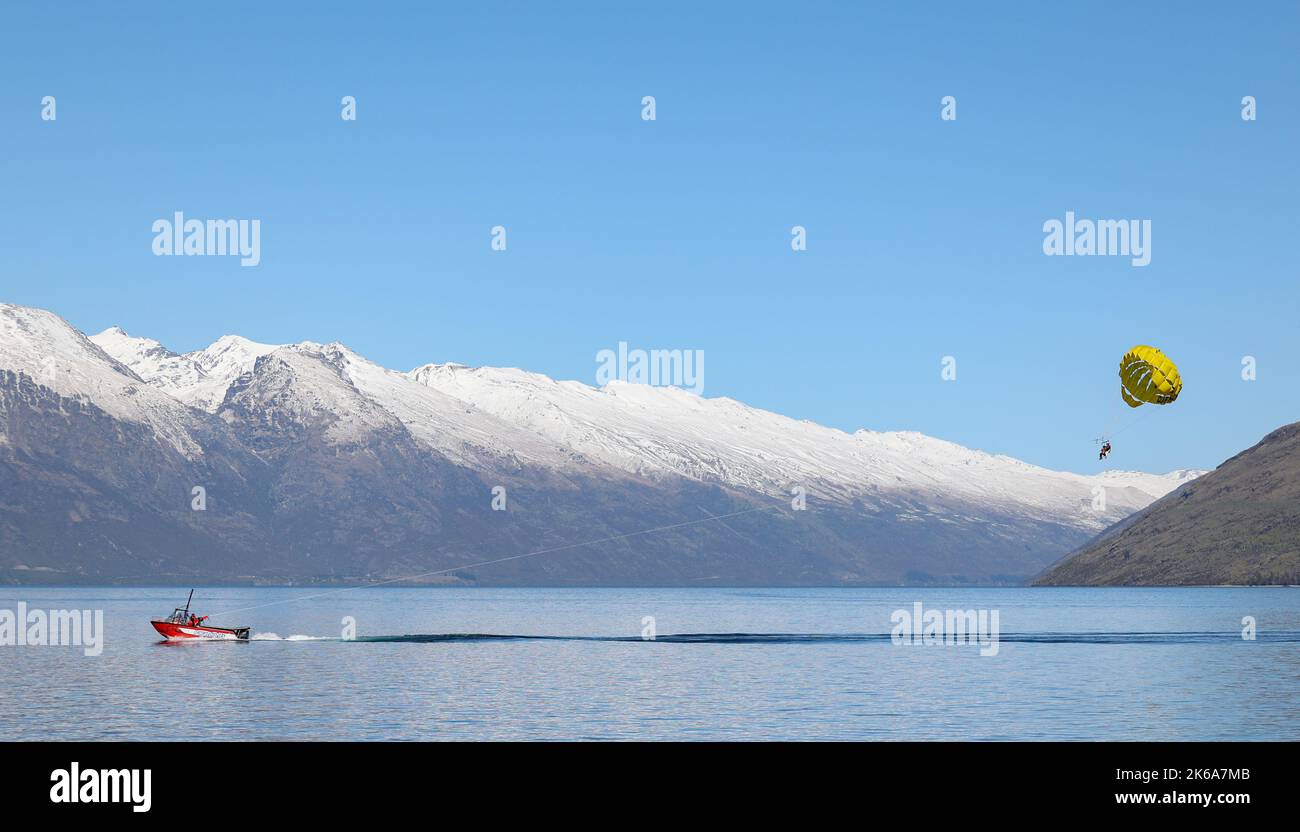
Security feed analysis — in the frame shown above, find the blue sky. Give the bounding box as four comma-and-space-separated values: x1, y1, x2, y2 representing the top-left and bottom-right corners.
2, 2, 1297, 473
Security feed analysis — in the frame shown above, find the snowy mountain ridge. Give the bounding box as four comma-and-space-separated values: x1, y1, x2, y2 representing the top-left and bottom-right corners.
68, 307, 1202, 533
1, 302, 1206, 585
406, 362, 1197, 531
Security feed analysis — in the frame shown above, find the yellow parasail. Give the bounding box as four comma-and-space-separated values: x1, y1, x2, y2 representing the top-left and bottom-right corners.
1119, 345, 1182, 408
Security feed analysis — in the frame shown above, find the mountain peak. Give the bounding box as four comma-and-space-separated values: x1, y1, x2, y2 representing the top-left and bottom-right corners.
91, 325, 174, 357
199, 333, 278, 357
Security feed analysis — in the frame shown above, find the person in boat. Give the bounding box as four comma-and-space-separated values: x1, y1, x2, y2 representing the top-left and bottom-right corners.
1098, 441, 1112, 460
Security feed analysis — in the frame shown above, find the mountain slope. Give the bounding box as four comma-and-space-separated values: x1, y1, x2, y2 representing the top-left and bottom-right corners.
1035, 422, 1300, 585
4, 302, 1204, 586
408, 363, 1196, 532
0, 306, 271, 580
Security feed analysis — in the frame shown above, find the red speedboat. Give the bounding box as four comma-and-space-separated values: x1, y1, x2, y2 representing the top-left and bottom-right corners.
151, 590, 250, 641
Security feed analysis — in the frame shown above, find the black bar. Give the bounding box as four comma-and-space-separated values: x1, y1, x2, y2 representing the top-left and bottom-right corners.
2, 741, 1286, 818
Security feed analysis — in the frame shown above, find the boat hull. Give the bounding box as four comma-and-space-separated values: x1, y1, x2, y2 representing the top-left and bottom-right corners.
151, 620, 250, 640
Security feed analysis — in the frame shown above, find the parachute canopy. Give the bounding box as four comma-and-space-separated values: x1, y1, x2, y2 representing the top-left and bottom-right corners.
1119, 345, 1182, 408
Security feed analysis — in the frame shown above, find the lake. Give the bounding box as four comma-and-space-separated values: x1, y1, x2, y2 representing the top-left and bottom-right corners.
1, 586, 1296, 741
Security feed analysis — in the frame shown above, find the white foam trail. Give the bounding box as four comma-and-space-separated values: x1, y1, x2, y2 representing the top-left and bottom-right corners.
251, 632, 332, 641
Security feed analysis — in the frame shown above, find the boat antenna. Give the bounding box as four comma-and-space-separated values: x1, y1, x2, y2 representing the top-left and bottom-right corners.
183, 588, 194, 615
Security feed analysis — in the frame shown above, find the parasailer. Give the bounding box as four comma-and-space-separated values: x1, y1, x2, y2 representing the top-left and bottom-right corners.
1094, 346, 1182, 461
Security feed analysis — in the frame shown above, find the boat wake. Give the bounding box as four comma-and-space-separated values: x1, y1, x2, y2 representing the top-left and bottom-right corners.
269, 630, 1300, 645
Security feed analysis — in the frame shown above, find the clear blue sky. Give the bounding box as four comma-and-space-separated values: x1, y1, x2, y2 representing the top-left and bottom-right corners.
2, 2, 1296, 473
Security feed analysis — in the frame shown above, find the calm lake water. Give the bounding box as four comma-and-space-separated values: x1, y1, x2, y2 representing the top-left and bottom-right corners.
2, 586, 1297, 741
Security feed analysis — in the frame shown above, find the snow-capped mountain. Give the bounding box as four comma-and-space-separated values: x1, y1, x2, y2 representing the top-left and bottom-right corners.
0, 305, 272, 579
1, 302, 1204, 586
91, 327, 597, 473
408, 362, 1198, 533
2, 306, 210, 455
90, 326, 277, 412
